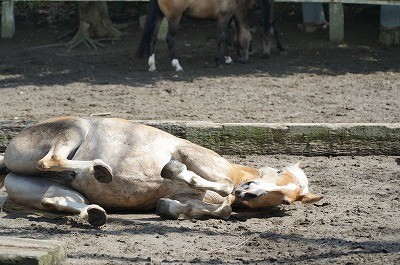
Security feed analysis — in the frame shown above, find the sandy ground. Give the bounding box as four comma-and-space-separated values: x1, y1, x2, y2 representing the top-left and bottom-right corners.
0, 4, 399, 264
1, 155, 399, 264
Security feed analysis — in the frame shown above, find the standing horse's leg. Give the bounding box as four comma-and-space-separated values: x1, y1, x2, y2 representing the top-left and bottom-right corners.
147, 17, 163, 72
166, 18, 183, 72
260, 0, 286, 57
233, 13, 252, 63
260, 0, 272, 58
216, 16, 233, 66
273, 23, 286, 55
136, 0, 164, 71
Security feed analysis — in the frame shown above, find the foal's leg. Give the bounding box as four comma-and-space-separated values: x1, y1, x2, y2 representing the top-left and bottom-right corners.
37, 143, 112, 183
4, 172, 107, 226
157, 197, 232, 220
162, 145, 235, 197
162, 159, 233, 196
166, 18, 183, 71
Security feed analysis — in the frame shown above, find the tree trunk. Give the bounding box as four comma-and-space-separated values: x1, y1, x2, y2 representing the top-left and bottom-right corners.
67, 1, 122, 50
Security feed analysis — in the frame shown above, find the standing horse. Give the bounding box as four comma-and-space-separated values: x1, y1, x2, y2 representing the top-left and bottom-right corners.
136, 0, 252, 72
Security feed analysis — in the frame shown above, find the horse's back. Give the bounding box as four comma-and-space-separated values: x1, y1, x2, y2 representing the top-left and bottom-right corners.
158, 0, 238, 20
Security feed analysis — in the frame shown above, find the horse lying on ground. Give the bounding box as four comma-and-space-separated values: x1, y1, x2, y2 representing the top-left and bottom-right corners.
0, 117, 322, 226
136, 0, 253, 72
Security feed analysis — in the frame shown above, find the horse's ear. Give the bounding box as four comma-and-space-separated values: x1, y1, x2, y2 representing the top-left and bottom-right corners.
295, 161, 301, 168
301, 193, 323, 204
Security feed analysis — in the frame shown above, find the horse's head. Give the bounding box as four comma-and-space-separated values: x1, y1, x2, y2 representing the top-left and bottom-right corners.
232, 0, 256, 63
235, 162, 323, 208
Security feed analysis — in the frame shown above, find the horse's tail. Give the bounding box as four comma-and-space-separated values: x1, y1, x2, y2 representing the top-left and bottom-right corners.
0, 154, 7, 189
136, 0, 164, 58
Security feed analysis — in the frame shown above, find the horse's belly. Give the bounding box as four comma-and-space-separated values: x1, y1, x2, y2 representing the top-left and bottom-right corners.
72, 175, 167, 210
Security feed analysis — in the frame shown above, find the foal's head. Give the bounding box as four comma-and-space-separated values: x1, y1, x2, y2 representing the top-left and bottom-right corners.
235, 162, 323, 208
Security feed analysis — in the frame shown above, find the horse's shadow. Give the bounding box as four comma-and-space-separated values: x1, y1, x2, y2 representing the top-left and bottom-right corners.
229, 206, 290, 222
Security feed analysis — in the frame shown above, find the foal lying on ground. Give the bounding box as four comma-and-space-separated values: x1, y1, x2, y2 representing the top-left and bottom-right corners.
0, 117, 322, 226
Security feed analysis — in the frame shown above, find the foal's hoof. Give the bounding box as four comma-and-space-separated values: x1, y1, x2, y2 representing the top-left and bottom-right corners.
218, 204, 232, 220
156, 198, 179, 220
161, 159, 186, 180
93, 160, 113, 183
87, 206, 107, 227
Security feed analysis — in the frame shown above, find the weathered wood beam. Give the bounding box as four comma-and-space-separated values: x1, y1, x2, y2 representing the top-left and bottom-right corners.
0, 237, 67, 265
1, 121, 399, 156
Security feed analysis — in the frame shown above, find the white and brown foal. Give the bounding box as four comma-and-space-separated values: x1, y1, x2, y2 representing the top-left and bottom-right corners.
0, 117, 322, 226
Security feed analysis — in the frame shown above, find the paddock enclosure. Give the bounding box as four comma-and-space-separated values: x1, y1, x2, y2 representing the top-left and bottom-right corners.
0, 3, 399, 264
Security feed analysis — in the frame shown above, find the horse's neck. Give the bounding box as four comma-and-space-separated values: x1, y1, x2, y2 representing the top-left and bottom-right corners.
230, 164, 261, 187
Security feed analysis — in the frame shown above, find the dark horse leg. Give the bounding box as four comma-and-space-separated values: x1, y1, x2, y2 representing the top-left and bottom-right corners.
166, 18, 184, 71
260, 0, 286, 58
216, 15, 234, 66
137, 0, 164, 71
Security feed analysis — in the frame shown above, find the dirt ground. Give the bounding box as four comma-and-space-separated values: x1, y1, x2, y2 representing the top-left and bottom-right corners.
0, 3, 399, 264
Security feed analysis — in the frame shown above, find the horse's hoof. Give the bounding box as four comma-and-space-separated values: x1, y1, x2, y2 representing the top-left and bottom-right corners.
218, 204, 232, 220
93, 160, 113, 183
237, 58, 248, 64
161, 159, 186, 180
87, 206, 107, 226
156, 198, 179, 220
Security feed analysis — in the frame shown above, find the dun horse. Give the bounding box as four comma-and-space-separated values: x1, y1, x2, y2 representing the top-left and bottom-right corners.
136, 0, 253, 72
0, 117, 322, 226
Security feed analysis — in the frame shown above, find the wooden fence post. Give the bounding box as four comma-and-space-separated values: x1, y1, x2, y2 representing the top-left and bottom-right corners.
329, 2, 344, 42
1, 0, 15, 39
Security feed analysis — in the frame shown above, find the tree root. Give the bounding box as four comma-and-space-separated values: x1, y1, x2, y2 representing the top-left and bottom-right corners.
66, 1, 125, 51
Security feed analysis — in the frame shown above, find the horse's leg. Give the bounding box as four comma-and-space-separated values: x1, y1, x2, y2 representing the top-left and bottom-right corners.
233, 14, 252, 63
148, 17, 163, 72
272, 21, 286, 55
37, 143, 112, 183
166, 18, 183, 71
162, 159, 233, 196
162, 145, 236, 197
216, 16, 232, 66
260, 0, 272, 58
5, 118, 111, 183
4, 172, 107, 226
156, 197, 232, 220
261, 0, 286, 57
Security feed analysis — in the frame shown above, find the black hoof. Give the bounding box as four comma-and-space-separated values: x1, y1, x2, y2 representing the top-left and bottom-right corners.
161, 159, 186, 180
87, 207, 107, 227
156, 198, 179, 220
94, 164, 113, 183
